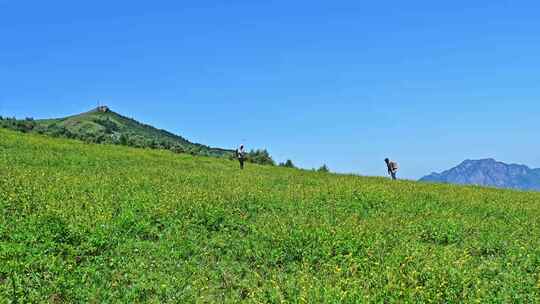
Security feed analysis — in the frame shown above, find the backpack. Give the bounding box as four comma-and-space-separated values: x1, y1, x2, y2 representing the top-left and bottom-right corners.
236, 149, 245, 159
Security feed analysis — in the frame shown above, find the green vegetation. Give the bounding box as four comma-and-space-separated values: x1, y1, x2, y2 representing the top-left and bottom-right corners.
0, 108, 285, 167
1, 128, 540, 303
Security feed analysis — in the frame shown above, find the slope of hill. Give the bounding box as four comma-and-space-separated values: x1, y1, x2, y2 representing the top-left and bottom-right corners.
2, 129, 540, 302
0, 106, 233, 157
420, 159, 540, 191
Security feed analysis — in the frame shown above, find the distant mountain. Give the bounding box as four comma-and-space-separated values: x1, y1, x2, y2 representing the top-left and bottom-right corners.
420, 159, 540, 191
0, 106, 233, 157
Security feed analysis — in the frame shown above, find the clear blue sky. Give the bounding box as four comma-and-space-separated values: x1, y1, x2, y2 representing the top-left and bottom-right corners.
2, 1, 540, 179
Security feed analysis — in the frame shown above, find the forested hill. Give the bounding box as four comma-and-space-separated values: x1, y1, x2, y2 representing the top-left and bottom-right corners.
0, 106, 233, 157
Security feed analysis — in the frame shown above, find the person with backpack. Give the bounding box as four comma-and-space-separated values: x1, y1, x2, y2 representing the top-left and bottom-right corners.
236, 144, 246, 169
385, 158, 399, 180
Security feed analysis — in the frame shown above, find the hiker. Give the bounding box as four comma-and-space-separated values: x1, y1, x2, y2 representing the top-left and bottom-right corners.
236, 144, 246, 169
385, 158, 399, 180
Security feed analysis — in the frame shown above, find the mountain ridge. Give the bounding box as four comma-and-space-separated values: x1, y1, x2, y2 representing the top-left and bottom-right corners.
420, 158, 540, 191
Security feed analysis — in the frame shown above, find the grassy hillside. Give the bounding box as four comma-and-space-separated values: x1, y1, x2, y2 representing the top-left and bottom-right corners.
0, 107, 233, 157
1, 128, 540, 303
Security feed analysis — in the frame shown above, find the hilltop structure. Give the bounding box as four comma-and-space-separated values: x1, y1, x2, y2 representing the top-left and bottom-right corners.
96, 106, 110, 113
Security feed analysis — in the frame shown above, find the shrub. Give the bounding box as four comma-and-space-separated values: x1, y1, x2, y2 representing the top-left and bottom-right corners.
317, 164, 330, 173
247, 149, 275, 166
279, 159, 296, 168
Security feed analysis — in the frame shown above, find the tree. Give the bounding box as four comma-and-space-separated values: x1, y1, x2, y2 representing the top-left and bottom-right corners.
317, 164, 330, 173
171, 145, 185, 154
148, 139, 158, 149
96, 118, 118, 134
47, 124, 68, 137
279, 159, 296, 168
119, 133, 129, 146
187, 146, 201, 156
94, 133, 106, 144
246, 149, 275, 166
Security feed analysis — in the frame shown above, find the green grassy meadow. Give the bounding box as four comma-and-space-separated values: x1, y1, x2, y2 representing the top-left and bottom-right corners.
1, 128, 540, 303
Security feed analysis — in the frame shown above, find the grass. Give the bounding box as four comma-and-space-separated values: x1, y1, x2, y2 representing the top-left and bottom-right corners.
1, 128, 540, 303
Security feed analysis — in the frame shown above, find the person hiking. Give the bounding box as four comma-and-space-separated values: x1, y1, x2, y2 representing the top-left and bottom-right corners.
236, 144, 246, 169
385, 158, 399, 180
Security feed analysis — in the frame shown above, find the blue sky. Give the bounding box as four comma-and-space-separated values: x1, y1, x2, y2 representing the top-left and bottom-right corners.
1, 0, 540, 179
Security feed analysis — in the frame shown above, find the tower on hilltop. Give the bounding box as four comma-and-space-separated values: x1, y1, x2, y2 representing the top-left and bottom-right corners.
97, 105, 110, 113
